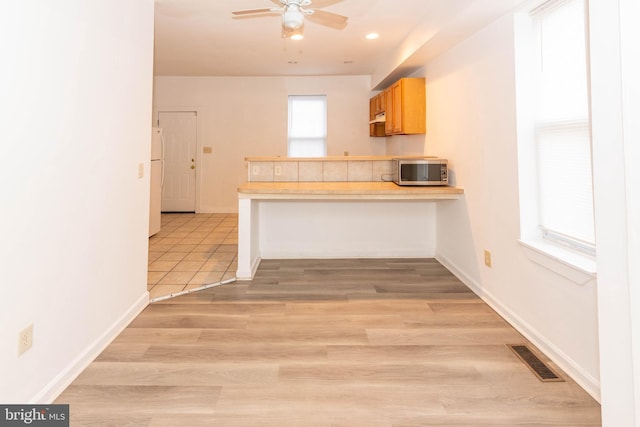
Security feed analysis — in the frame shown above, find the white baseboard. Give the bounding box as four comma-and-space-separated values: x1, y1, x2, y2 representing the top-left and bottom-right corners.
33, 292, 149, 403
260, 250, 436, 259
436, 253, 601, 402
236, 257, 261, 281
195, 208, 238, 214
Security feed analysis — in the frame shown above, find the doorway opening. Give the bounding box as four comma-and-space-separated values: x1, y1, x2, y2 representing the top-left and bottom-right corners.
157, 111, 198, 213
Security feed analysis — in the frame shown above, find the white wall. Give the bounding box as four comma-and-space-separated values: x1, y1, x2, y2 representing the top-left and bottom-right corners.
0, 0, 154, 402
589, 0, 640, 424
258, 201, 437, 259
153, 75, 384, 213
419, 14, 601, 397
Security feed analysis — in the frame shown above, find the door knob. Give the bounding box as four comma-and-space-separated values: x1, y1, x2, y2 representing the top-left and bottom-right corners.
190, 165, 195, 169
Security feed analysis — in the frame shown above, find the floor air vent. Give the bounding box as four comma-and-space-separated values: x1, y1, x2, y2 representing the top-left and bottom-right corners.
507, 344, 564, 382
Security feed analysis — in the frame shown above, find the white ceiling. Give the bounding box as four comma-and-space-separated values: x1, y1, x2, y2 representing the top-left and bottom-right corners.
153, 0, 525, 89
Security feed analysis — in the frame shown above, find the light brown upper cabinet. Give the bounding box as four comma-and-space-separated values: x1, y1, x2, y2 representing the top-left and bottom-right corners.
369, 77, 425, 137
369, 92, 386, 137
374, 91, 385, 115
386, 77, 426, 135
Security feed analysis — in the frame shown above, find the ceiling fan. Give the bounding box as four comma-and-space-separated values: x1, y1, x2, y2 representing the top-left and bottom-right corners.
232, 0, 348, 38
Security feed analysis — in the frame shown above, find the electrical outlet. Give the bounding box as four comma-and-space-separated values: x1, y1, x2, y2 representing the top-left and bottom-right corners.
484, 250, 492, 268
18, 324, 33, 356
138, 163, 144, 179
343, 151, 349, 156
274, 165, 282, 176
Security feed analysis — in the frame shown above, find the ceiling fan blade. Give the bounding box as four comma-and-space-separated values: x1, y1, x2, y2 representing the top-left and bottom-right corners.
308, 0, 345, 8
269, 0, 287, 6
307, 9, 348, 29
232, 8, 277, 16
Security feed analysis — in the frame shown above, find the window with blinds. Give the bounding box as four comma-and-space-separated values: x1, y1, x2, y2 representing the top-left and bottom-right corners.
288, 95, 327, 157
530, 0, 595, 254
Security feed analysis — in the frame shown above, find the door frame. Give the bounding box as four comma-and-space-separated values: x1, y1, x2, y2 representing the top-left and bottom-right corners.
153, 107, 202, 213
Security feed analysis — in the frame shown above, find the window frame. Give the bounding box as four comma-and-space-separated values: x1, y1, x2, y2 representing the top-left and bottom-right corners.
287, 95, 328, 158
514, 0, 597, 280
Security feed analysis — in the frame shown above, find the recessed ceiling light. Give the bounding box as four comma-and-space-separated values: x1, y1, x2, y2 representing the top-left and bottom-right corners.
366, 33, 379, 40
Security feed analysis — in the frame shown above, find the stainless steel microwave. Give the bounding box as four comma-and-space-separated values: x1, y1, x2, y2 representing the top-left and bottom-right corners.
392, 158, 448, 186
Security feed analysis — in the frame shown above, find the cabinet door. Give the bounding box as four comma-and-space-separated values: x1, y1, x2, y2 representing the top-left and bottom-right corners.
369, 97, 376, 121
384, 87, 393, 135
370, 97, 386, 137
375, 92, 385, 115
399, 78, 426, 134
391, 81, 403, 134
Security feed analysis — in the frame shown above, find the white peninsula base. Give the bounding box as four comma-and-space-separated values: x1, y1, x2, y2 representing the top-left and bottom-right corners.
236, 182, 463, 280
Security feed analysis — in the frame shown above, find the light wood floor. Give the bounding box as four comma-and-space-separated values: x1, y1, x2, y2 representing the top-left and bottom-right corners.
56, 259, 601, 426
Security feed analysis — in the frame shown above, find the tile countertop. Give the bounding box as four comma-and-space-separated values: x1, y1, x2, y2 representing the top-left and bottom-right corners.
244, 155, 435, 162
237, 182, 464, 200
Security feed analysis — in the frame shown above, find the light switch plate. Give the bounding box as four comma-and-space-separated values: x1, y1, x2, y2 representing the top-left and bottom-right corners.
484, 250, 492, 268
18, 324, 33, 356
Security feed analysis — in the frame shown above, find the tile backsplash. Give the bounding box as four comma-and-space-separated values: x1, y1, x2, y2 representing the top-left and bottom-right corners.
323, 161, 349, 182
347, 161, 373, 182
298, 162, 323, 182
248, 158, 394, 183
249, 162, 274, 182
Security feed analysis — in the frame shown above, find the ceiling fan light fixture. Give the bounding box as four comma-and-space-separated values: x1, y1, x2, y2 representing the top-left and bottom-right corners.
232, 1, 349, 38
283, 8, 304, 30
290, 33, 304, 40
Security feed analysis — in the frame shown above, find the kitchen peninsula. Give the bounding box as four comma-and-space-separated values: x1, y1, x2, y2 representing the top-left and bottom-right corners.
236, 156, 463, 279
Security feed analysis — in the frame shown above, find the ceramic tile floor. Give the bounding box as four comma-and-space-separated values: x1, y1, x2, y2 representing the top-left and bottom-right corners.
147, 213, 238, 300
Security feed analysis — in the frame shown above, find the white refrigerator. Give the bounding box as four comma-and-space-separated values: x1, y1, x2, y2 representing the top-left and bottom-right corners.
149, 127, 164, 237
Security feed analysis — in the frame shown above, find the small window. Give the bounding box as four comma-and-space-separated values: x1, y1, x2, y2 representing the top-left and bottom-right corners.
288, 95, 327, 157
518, 0, 595, 256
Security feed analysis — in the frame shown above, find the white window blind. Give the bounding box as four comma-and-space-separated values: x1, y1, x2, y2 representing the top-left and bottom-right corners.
531, 0, 595, 252
288, 95, 327, 157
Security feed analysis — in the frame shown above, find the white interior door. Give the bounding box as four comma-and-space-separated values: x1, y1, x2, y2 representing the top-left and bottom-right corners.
158, 111, 197, 212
